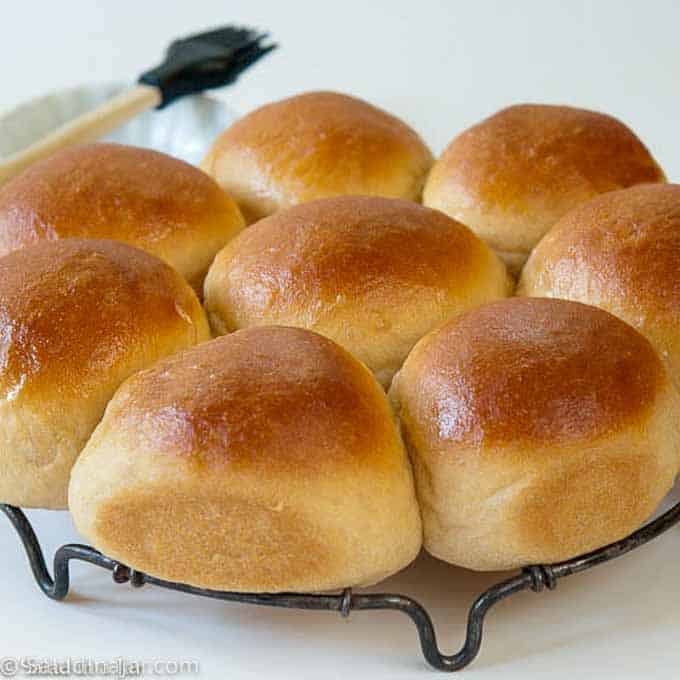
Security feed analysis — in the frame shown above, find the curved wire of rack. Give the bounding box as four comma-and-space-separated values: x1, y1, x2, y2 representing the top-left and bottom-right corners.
2, 500, 679, 672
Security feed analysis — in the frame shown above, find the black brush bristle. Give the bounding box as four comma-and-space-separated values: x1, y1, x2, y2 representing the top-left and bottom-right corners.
180, 25, 258, 47
139, 25, 277, 108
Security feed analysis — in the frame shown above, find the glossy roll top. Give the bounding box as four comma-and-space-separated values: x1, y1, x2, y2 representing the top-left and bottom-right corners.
201, 91, 434, 222
423, 104, 665, 272
0, 143, 245, 291
204, 195, 510, 387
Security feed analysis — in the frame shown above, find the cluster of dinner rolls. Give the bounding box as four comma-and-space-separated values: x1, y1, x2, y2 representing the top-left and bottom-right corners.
0, 90, 678, 591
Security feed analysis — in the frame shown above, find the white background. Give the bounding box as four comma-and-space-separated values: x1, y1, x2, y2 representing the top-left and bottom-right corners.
1, 1, 680, 678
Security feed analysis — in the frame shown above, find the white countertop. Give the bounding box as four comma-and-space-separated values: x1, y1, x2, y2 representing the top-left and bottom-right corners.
2, 1, 680, 678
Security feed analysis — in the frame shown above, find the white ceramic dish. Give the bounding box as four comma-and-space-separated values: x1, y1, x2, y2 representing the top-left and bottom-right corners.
0, 82, 237, 165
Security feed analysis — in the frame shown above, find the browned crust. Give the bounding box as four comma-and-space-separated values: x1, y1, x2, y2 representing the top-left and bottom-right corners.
205, 196, 503, 329
203, 196, 510, 385
393, 297, 664, 447
519, 183, 680, 315
101, 327, 402, 473
424, 104, 665, 255
201, 91, 434, 221
0, 143, 245, 289
0, 239, 209, 402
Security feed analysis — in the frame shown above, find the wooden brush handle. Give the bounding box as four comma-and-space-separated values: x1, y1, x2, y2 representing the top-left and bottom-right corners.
0, 84, 162, 188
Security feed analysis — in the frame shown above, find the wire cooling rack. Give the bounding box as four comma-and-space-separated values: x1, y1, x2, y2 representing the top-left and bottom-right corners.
2, 500, 679, 672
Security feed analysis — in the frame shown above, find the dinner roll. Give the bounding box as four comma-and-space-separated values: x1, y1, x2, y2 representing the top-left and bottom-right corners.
390, 298, 680, 571
201, 91, 433, 222
519, 184, 680, 389
0, 143, 245, 291
69, 326, 422, 592
204, 196, 510, 387
423, 104, 665, 273
0, 239, 210, 510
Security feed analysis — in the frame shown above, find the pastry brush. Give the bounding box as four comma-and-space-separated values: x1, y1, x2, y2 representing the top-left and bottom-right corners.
0, 25, 276, 186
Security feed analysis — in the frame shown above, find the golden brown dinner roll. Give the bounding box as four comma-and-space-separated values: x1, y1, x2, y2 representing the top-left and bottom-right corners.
0, 143, 245, 291
204, 196, 510, 387
69, 326, 422, 592
390, 298, 680, 570
519, 183, 680, 389
0, 239, 210, 510
423, 104, 665, 273
201, 91, 433, 222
